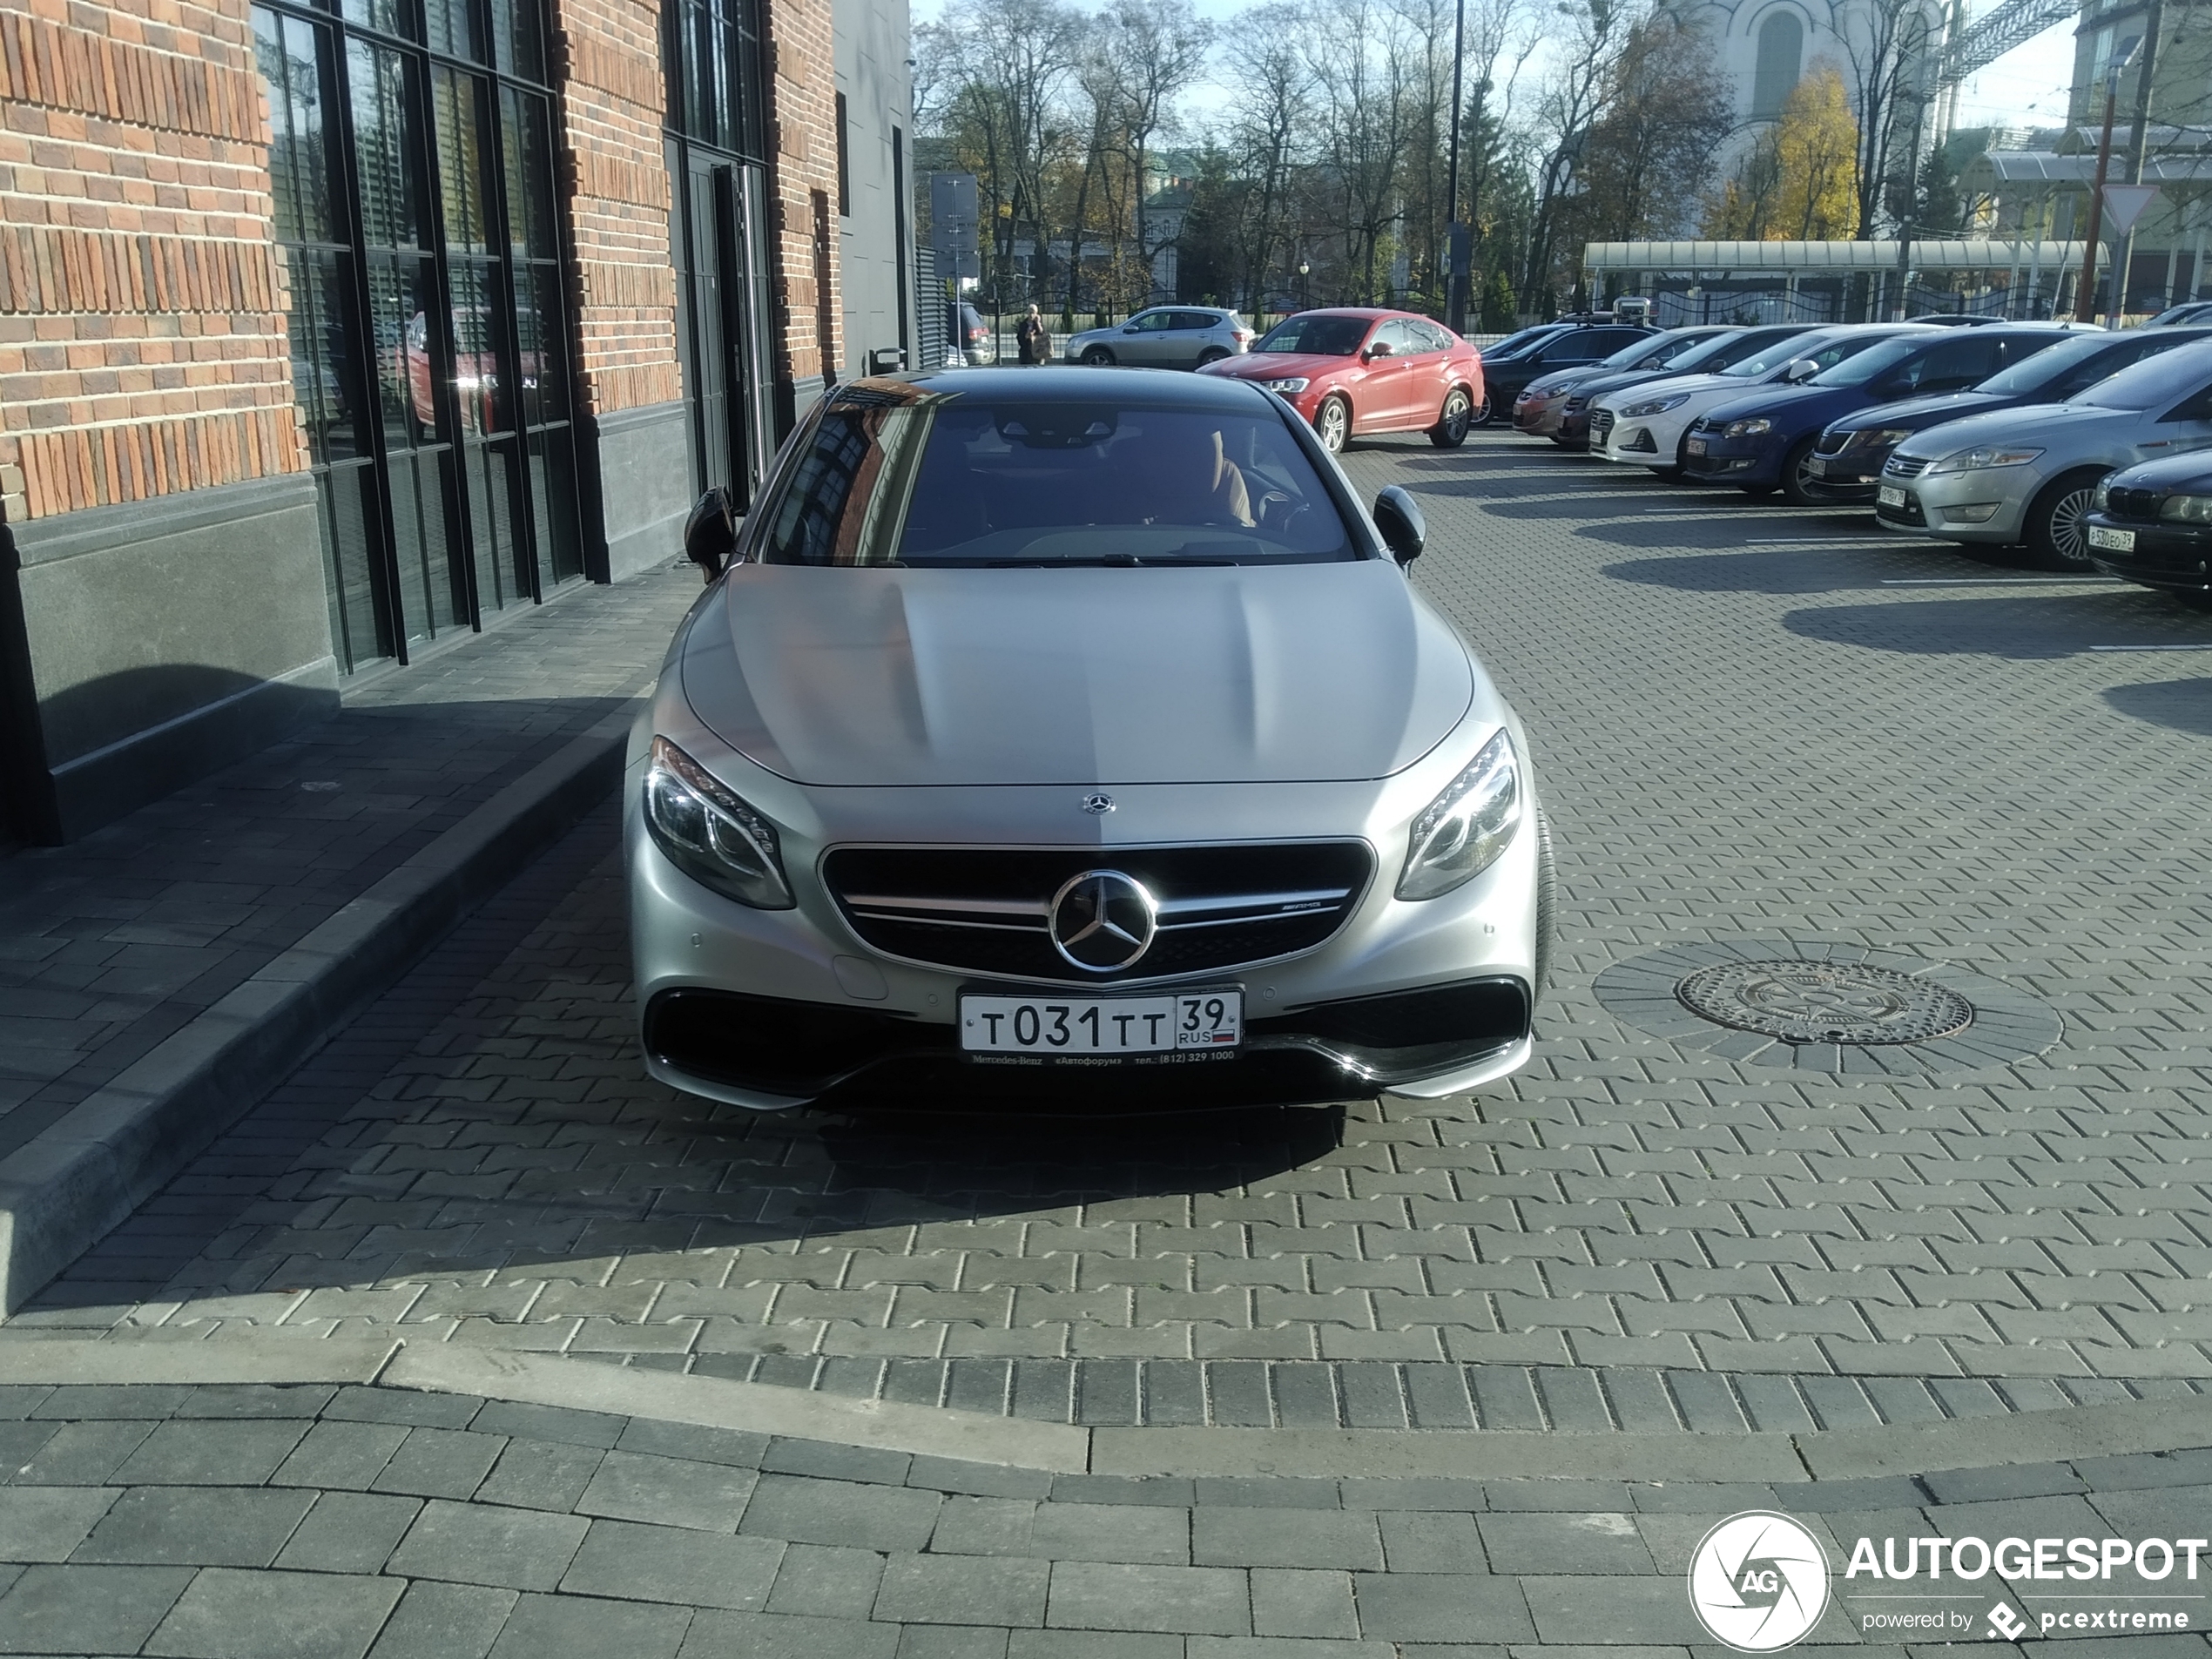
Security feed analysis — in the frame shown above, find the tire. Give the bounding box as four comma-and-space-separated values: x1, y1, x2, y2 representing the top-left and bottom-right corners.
1428, 386, 1474, 448
1467, 394, 1495, 428
1652, 467, 1685, 483
1314, 395, 1351, 454
1739, 482, 1778, 498
2024, 468, 2105, 570
1080, 345, 1115, 367
1533, 805, 1557, 1003
1778, 436, 1823, 507
1196, 347, 1230, 367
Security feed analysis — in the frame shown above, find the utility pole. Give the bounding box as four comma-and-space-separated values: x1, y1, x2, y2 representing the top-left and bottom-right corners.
2114, 0, 2166, 326
1443, 0, 1471, 334
2076, 35, 2142, 323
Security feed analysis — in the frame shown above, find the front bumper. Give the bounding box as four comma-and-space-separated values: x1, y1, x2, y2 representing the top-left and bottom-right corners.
628, 725, 1544, 1113
1513, 394, 1565, 436
1683, 430, 1784, 485
2083, 512, 2212, 591
1875, 462, 2033, 543
1801, 445, 1895, 499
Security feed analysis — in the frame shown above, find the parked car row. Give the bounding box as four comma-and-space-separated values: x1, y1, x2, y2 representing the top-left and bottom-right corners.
1501, 314, 2212, 604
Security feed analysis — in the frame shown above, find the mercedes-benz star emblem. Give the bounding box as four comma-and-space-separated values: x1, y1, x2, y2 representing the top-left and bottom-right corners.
1048, 870, 1157, 973
1081, 793, 1116, 815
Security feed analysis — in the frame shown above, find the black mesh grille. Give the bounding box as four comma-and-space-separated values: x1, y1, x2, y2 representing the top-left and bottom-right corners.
2107, 485, 2161, 521
823, 842, 1374, 984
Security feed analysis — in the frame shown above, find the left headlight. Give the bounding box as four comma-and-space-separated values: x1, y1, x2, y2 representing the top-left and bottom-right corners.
1398, 728, 1521, 902
2160, 492, 2212, 524
1261, 377, 1309, 395
1925, 443, 2043, 476
1722, 416, 1773, 439
643, 736, 795, 909
1845, 426, 1914, 452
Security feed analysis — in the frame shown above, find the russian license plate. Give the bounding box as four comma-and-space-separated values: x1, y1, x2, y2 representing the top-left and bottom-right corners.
2089, 524, 2135, 552
1805, 456, 1828, 477
1878, 485, 1906, 509
1685, 437, 1707, 456
960, 990, 1243, 1063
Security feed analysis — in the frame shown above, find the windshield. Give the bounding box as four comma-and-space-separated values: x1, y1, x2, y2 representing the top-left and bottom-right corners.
1808, 336, 1926, 387
2076, 341, 2212, 410
756, 392, 1357, 568
1599, 331, 1698, 370
1978, 332, 2182, 400
1659, 327, 1796, 375
1253, 315, 1372, 356
1721, 332, 1892, 381
1485, 325, 1565, 359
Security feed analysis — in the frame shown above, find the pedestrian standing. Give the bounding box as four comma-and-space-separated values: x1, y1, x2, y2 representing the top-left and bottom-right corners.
1016, 304, 1049, 366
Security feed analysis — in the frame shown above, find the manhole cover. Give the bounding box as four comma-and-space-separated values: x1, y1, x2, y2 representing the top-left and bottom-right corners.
1675, 960, 1973, 1045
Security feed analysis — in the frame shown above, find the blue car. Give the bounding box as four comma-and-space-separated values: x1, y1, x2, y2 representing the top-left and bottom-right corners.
1681, 327, 2076, 504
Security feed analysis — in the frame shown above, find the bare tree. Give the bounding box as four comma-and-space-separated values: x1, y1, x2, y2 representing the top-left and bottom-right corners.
1522, 0, 1635, 309
1098, 0, 1214, 286
1221, 3, 1311, 310
1836, 0, 1940, 239
1301, 0, 1419, 302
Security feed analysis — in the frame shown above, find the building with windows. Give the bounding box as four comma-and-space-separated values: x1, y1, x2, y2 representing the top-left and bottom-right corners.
0, 0, 913, 842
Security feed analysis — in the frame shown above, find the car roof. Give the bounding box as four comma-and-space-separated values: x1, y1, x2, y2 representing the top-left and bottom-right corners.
852, 364, 1278, 413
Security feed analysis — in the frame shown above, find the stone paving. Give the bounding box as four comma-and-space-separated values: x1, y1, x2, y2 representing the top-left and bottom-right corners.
10, 429, 2212, 1432
0, 561, 699, 1144
2, 1374, 2211, 1656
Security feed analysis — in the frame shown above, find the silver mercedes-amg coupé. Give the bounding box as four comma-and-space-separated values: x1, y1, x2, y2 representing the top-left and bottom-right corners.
626, 366, 1551, 1112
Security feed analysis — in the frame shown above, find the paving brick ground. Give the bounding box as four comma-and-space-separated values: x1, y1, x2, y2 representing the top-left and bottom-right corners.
1, 1377, 2210, 1655
0, 562, 700, 1150
10, 431, 2212, 1426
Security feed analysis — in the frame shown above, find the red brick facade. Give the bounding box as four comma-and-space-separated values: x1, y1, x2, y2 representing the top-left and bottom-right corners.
0, 0, 303, 523
3, 0, 848, 527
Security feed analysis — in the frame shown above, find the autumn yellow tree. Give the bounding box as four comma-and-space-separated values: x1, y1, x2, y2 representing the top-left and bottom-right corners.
1703, 64, 1860, 239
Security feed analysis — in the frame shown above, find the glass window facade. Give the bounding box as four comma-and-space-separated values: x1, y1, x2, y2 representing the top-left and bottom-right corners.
254, 0, 582, 677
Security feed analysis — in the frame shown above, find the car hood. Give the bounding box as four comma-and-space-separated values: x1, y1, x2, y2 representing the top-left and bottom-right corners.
1833, 390, 2005, 434
1204, 352, 1354, 381
680, 561, 1478, 787
1598, 371, 1737, 408
1893, 401, 2137, 460
1699, 383, 1865, 430
1569, 366, 1673, 400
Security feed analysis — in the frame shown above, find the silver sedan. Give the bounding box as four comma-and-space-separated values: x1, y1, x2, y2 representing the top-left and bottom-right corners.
629, 367, 1551, 1112
1878, 340, 2212, 567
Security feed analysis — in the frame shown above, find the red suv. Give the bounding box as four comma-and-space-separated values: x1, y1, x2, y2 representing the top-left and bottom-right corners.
1197, 307, 1483, 453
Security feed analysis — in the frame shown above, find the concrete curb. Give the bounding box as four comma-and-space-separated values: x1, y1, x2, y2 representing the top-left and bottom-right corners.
0, 1338, 401, 1386
0, 705, 637, 1315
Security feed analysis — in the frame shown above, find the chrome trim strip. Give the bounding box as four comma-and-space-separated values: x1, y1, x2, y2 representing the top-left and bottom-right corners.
843, 894, 1050, 918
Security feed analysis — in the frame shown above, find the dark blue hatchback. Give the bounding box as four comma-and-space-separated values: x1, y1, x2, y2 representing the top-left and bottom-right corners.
1680, 327, 2073, 505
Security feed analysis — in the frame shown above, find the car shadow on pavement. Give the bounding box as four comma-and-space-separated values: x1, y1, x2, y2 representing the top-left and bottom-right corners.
2103, 678, 2212, 736
1602, 550, 1909, 593
1784, 591, 2212, 658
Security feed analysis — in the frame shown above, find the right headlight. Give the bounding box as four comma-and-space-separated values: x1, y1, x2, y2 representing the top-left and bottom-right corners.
1398, 728, 1521, 901
643, 736, 794, 909
1620, 393, 1690, 417
1925, 444, 2044, 476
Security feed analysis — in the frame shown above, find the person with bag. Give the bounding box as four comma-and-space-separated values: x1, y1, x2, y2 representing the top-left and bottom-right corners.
1016, 304, 1050, 366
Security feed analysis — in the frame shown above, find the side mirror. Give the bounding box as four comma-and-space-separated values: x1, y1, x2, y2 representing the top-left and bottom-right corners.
1373, 486, 1425, 566
684, 485, 737, 582
1784, 358, 1819, 383
1365, 341, 1394, 361
1123, 325, 1140, 334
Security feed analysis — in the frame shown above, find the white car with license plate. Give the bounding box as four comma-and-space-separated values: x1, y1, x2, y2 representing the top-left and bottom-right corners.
1595, 325, 1929, 476
628, 367, 1552, 1113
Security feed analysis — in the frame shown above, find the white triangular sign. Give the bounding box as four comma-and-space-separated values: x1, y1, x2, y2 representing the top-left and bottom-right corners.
2103, 183, 2161, 235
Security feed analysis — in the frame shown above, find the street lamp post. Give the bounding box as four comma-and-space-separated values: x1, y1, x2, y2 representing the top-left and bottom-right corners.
1443, 0, 1470, 334
1299, 259, 1311, 311
2076, 35, 2143, 324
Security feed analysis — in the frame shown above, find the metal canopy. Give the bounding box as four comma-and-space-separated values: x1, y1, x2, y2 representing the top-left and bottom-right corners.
1581, 239, 2091, 273
1979, 151, 2212, 184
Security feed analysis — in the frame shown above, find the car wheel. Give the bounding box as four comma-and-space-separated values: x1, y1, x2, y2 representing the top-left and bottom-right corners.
1467, 394, 1494, 428
1778, 436, 1823, 507
2025, 468, 2105, 570
1314, 395, 1351, 454
1534, 805, 1557, 1002
1197, 347, 1230, 368
1080, 346, 1115, 367
1428, 386, 1473, 448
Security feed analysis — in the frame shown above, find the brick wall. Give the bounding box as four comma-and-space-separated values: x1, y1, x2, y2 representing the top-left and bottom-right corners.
765, 0, 837, 389
0, 0, 302, 523
551, 0, 680, 417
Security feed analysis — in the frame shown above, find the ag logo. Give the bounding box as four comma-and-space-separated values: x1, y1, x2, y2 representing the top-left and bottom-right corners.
1687, 1511, 1831, 1652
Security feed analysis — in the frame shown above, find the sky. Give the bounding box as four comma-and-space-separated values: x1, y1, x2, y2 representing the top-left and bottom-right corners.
908, 0, 2082, 143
